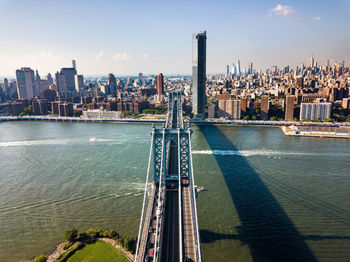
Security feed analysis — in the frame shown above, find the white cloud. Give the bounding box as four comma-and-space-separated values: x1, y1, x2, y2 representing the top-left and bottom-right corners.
112, 52, 133, 62
25, 50, 60, 60
269, 4, 295, 16
95, 50, 104, 59
313, 16, 321, 21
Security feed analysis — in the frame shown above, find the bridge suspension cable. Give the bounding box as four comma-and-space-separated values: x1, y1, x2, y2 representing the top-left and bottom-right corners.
135, 130, 155, 262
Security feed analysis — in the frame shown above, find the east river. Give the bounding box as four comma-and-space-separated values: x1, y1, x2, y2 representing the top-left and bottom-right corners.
0, 122, 350, 262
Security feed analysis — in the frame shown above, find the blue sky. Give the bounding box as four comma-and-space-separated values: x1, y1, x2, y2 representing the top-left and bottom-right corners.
0, 0, 349, 77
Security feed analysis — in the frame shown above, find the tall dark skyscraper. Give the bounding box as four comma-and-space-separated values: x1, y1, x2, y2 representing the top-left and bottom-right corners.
192, 31, 206, 117
60, 68, 77, 92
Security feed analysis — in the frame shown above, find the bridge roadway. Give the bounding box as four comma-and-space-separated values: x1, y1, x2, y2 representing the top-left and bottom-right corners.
135, 92, 200, 262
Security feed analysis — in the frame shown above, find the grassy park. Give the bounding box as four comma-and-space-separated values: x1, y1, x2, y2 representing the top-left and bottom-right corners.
66, 241, 129, 262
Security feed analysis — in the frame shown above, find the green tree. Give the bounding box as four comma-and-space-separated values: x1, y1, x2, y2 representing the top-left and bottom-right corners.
122, 236, 134, 252
19, 105, 33, 116
33, 254, 47, 262
73, 110, 82, 117
65, 228, 78, 242
346, 115, 350, 122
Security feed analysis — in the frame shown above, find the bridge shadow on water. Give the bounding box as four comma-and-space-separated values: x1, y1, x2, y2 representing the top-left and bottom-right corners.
198, 125, 318, 262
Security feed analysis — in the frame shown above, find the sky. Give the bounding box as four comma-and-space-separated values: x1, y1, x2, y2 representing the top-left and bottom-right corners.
0, 0, 349, 77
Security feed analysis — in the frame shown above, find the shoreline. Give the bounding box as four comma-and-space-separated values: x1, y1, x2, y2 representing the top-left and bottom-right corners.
46, 238, 134, 262
1, 116, 350, 128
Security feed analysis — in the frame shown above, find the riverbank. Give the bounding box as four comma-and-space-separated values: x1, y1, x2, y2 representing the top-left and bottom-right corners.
46, 238, 133, 262
281, 125, 350, 138
2, 115, 350, 127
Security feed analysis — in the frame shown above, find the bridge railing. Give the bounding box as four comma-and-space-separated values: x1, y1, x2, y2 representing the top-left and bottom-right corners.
188, 127, 203, 262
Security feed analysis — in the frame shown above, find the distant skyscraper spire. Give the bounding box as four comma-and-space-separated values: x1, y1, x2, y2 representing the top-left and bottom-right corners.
309, 55, 315, 68
248, 62, 253, 74
231, 62, 236, 75
72, 60, 76, 70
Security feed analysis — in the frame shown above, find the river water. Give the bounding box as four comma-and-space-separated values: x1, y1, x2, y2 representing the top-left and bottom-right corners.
0, 122, 349, 262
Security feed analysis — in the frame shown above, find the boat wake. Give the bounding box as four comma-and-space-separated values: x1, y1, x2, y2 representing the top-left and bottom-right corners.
191, 149, 350, 157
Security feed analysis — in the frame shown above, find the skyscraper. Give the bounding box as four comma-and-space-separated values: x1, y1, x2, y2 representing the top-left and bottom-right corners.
74, 75, 84, 92
231, 62, 236, 75
4, 78, 9, 95
236, 60, 241, 76
60, 68, 77, 92
156, 73, 164, 96
72, 60, 76, 70
55, 71, 67, 92
16, 67, 35, 99
309, 56, 315, 68
192, 31, 207, 117
248, 62, 253, 74
47, 73, 53, 85
226, 65, 229, 76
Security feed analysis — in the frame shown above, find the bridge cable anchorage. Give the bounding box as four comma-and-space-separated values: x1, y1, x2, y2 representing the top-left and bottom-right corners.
135, 131, 154, 262
153, 128, 166, 262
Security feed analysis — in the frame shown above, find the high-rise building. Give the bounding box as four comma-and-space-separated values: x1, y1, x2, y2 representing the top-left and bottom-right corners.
296, 77, 304, 88
260, 95, 269, 120
74, 75, 84, 92
16, 67, 35, 99
47, 73, 53, 85
60, 68, 77, 92
241, 97, 248, 114
72, 60, 76, 70
218, 99, 241, 120
4, 78, 9, 95
156, 73, 164, 96
107, 73, 117, 85
55, 72, 67, 92
236, 60, 241, 76
192, 31, 207, 117
309, 56, 315, 68
248, 62, 253, 74
226, 65, 229, 76
271, 66, 278, 75
107, 73, 117, 96
285, 95, 295, 121
300, 102, 331, 120
231, 62, 237, 75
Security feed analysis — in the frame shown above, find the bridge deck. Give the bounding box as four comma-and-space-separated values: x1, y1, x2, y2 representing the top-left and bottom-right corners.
182, 180, 196, 261
161, 190, 179, 262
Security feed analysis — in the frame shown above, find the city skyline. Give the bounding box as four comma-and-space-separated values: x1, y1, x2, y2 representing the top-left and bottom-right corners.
0, 0, 349, 77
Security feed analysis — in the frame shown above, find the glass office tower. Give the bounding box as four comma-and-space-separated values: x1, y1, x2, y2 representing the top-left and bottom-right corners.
192, 31, 207, 117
